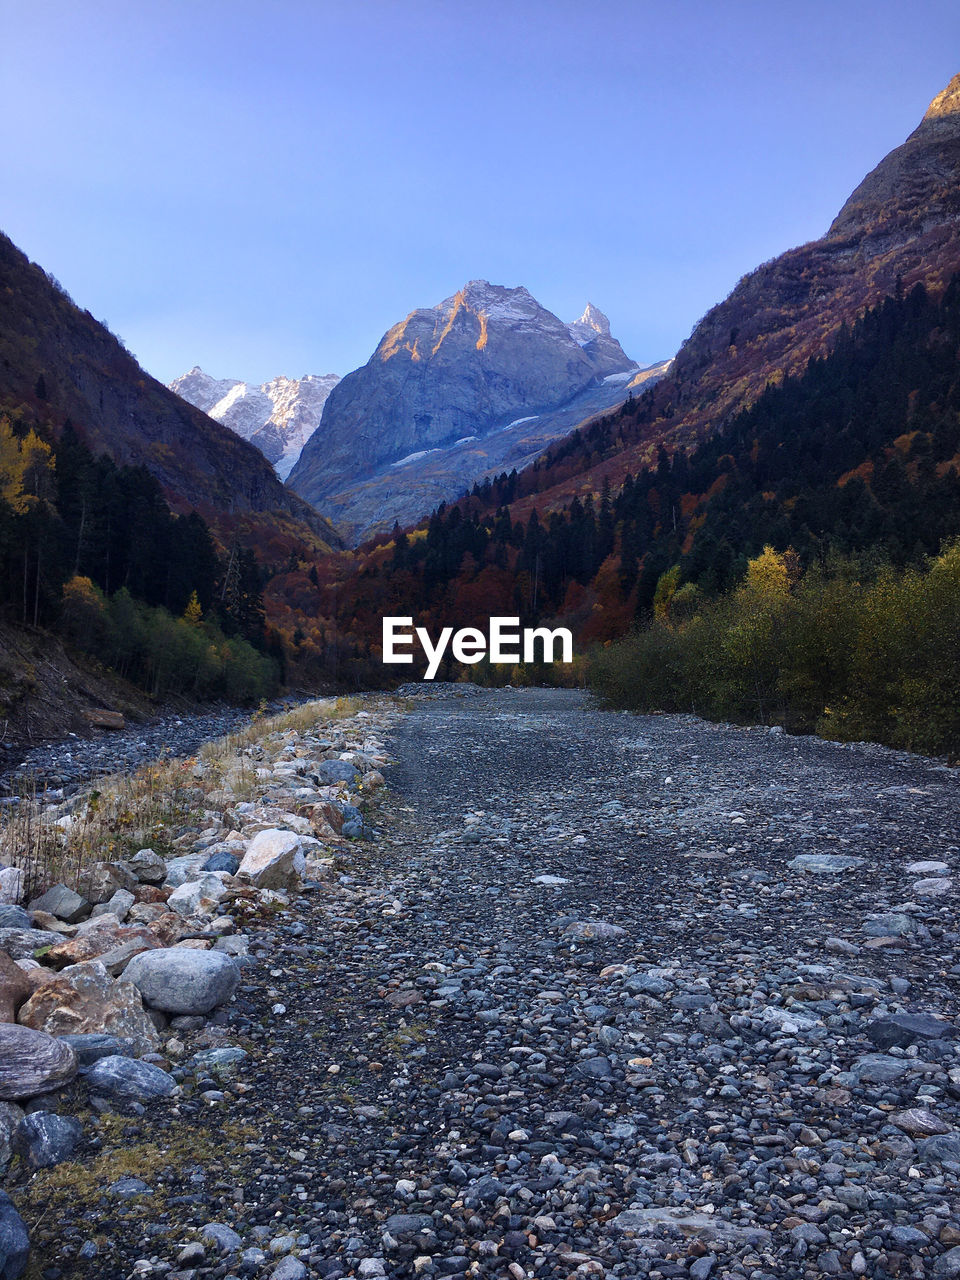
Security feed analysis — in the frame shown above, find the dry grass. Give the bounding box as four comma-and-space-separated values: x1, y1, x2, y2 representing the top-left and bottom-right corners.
0, 759, 204, 899
0, 694, 371, 899
199, 695, 363, 762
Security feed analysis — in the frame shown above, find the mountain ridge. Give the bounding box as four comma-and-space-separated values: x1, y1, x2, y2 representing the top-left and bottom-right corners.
170, 367, 340, 480
287, 279, 642, 541
0, 231, 338, 553
463, 73, 960, 522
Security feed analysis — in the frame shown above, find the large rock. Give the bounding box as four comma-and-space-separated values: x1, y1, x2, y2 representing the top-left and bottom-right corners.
866, 1012, 958, 1050
0, 928, 63, 960
13, 1111, 82, 1170
610, 1206, 771, 1245
890, 1107, 953, 1137
123, 949, 240, 1015
16, 960, 159, 1055
202, 850, 239, 875
75, 863, 137, 905
0, 868, 24, 906
852, 1053, 915, 1083
128, 849, 167, 884
0, 1024, 77, 1100
92, 888, 136, 922
0, 954, 31, 1024
58, 1033, 136, 1067
919, 1133, 960, 1165
314, 759, 359, 786
238, 830, 305, 890
562, 920, 627, 942
43, 925, 126, 969
84, 1055, 176, 1101
0, 909, 28, 931
0, 1189, 29, 1279
167, 874, 230, 917
912, 877, 953, 897
787, 854, 864, 873
862, 912, 919, 937
29, 884, 88, 924
162, 855, 210, 888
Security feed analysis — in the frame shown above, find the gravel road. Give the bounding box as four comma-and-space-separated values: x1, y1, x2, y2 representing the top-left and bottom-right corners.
17, 686, 960, 1280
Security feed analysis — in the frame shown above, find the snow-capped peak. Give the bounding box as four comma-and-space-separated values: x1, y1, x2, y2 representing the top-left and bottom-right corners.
170, 368, 340, 480
566, 303, 612, 345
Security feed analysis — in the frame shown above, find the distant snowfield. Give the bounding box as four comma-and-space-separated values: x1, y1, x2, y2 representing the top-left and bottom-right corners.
391, 448, 442, 468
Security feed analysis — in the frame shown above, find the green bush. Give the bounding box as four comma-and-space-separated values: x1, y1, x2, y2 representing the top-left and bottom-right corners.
59, 577, 278, 704
590, 543, 960, 759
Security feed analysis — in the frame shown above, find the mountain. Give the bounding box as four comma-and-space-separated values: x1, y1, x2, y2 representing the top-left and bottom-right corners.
263, 72, 960, 689
493, 74, 960, 518
286, 281, 647, 542
170, 367, 340, 480
0, 231, 336, 552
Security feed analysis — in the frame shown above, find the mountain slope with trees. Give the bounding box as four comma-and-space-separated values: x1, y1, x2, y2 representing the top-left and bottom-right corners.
0, 231, 338, 557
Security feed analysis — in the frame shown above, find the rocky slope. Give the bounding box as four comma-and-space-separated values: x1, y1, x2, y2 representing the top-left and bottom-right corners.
0, 232, 335, 549
287, 282, 642, 542
171, 368, 340, 480
479, 73, 960, 514
3, 686, 960, 1278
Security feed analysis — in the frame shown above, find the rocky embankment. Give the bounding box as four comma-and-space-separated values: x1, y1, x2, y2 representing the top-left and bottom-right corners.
0, 705, 294, 797
1, 686, 960, 1280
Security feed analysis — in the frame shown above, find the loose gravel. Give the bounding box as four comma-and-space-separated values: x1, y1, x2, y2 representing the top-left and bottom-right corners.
12, 686, 960, 1280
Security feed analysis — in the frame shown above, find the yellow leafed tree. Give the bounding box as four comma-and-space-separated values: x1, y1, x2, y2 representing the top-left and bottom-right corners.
0, 415, 54, 512
183, 590, 203, 626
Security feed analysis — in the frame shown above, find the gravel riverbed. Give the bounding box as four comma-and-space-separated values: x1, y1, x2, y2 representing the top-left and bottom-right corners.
0, 708, 275, 797
10, 686, 960, 1280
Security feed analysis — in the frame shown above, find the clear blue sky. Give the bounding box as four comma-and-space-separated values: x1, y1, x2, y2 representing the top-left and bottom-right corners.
2, 1, 959, 384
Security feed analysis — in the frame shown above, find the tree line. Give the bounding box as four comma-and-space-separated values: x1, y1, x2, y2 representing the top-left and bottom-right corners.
0, 416, 278, 701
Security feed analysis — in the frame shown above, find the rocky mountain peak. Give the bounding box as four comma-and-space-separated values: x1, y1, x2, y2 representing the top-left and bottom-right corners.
919, 72, 960, 135
568, 302, 612, 342
437, 280, 551, 328
829, 71, 960, 238
170, 367, 339, 480
287, 279, 639, 539
169, 366, 242, 414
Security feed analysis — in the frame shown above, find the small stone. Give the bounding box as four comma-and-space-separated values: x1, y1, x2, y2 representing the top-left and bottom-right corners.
84, 1055, 176, 1101
13, 1110, 82, 1169
201, 1223, 243, 1254
562, 921, 626, 942
108, 1176, 151, 1199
